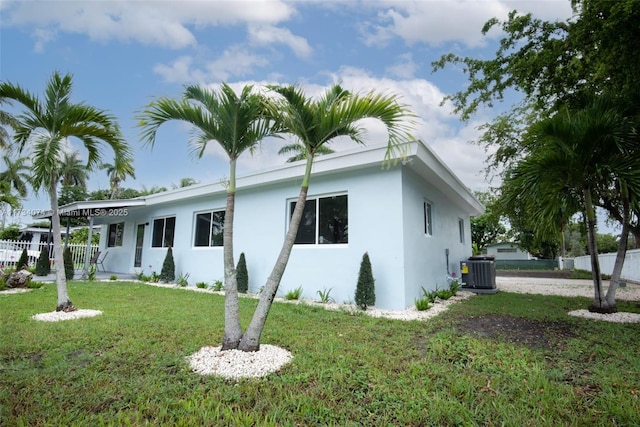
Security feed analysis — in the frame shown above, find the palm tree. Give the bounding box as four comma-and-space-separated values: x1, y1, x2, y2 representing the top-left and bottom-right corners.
0, 154, 30, 198
500, 97, 638, 313
137, 82, 280, 350
0, 154, 31, 228
237, 84, 416, 351
171, 177, 199, 189
101, 158, 135, 199
278, 141, 335, 162
1, 98, 18, 148
0, 71, 131, 312
139, 184, 168, 195
59, 151, 89, 188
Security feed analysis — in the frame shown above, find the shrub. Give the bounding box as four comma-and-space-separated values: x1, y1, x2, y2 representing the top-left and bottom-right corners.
236, 252, 249, 293
211, 280, 224, 291
316, 287, 334, 304
35, 246, 51, 276
16, 248, 29, 271
176, 272, 190, 287
63, 247, 74, 280
159, 247, 175, 283
196, 281, 208, 289
355, 252, 375, 310
415, 297, 431, 311
285, 286, 303, 300
0, 276, 5, 291
109, 275, 118, 281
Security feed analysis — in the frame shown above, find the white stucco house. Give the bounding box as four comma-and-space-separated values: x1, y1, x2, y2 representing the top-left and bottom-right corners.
43, 140, 484, 310
486, 242, 532, 260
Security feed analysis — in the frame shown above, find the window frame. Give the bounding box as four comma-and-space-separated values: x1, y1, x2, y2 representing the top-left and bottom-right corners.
288, 192, 348, 246
193, 209, 225, 248
107, 222, 124, 248
423, 200, 433, 236
151, 216, 176, 248
458, 218, 465, 243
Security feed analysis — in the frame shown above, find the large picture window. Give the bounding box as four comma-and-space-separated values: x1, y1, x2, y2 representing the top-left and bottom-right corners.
290, 194, 348, 245
194, 210, 225, 247
424, 201, 433, 236
152, 216, 175, 248
107, 222, 124, 247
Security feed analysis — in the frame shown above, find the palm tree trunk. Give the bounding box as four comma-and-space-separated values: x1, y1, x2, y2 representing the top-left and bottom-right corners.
238, 186, 309, 352
221, 160, 242, 350
604, 184, 631, 310
584, 188, 607, 313
51, 180, 74, 312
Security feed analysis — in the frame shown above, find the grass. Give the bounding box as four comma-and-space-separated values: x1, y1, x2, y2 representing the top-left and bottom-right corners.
1, 281, 640, 426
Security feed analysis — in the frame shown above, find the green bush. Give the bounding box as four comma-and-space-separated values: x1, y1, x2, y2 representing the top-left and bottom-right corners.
414, 297, 431, 311
109, 275, 118, 281
211, 280, 224, 291
159, 247, 175, 283
196, 281, 208, 289
15, 248, 29, 271
355, 252, 375, 310
316, 287, 334, 303
285, 286, 303, 300
35, 246, 51, 276
63, 247, 74, 280
236, 252, 248, 293
176, 272, 190, 287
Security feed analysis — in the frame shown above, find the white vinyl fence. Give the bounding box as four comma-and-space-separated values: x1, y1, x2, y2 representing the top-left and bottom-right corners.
0, 239, 99, 270
574, 248, 640, 284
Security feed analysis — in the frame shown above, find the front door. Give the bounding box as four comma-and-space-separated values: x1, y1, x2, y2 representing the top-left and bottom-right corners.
134, 224, 145, 268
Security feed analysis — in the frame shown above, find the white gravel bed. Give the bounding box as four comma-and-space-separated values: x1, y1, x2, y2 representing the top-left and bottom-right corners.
31, 309, 103, 322
187, 344, 293, 380
496, 276, 640, 300
567, 309, 640, 323
0, 288, 33, 295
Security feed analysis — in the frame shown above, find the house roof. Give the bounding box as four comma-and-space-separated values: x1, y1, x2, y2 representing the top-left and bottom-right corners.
34, 140, 484, 221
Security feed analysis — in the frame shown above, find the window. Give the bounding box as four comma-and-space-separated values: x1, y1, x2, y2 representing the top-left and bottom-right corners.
107, 222, 124, 247
194, 210, 225, 247
497, 248, 517, 253
152, 216, 175, 248
458, 218, 465, 243
423, 201, 433, 236
290, 194, 348, 245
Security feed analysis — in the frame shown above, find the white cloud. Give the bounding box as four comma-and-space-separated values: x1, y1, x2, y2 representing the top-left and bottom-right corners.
3, 0, 295, 50
359, 0, 573, 48
385, 52, 418, 79
248, 25, 313, 59
154, 47, 269, 84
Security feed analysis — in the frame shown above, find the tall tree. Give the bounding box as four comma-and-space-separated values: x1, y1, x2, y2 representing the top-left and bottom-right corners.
500, 97, 638, 312
58, 151, 89, 188
171, 177, 199, 189
100, 157, 135, 199
0, 98, 18, 148
137, 82, 280, 350
237, 84, 415, 351
0, 71, 131, 312
0, 154, 30, 228
470, 191, 506, 254
277, 141, 335, 163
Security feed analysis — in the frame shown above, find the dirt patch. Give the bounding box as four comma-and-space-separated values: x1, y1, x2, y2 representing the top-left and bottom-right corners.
456, 314, 578, 350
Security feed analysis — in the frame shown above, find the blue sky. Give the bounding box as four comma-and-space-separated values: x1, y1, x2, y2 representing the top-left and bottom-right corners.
1, 0, 574, 225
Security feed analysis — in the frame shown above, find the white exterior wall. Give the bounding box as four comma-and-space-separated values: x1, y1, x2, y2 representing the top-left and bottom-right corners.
401, 167, 472, 307
91, 141, 482, 311
574, 249, 640, 283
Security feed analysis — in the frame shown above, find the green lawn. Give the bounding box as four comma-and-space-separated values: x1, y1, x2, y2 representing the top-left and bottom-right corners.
1, 281, 639, 426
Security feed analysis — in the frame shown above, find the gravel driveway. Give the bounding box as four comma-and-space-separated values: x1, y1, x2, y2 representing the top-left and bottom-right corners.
497, 276, 640, 301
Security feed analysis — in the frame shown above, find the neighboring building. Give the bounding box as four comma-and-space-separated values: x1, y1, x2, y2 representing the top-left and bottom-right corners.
39, 140, 484, 310
486, 242, 532, 261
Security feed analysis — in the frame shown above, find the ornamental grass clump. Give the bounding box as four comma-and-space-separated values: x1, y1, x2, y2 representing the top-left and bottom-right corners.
355, 252, 375, 310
